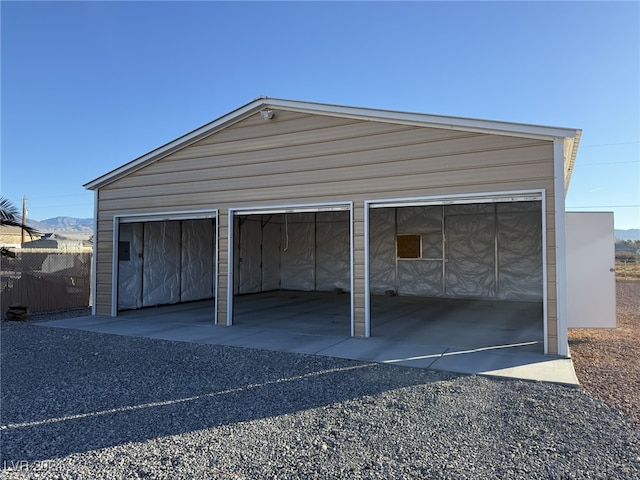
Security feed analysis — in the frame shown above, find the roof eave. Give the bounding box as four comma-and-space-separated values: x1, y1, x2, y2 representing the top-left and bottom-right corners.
563, 129, 582, 193
262, 97, 580, 140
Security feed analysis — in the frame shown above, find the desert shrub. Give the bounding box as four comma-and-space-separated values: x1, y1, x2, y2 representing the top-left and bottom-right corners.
616, 250, 639, 262
616, 259, 640, 282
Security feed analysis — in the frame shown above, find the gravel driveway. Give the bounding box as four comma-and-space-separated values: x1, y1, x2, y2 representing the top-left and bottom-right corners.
1, 321, 639, 479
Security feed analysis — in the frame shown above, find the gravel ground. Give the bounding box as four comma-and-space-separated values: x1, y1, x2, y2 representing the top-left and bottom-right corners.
569, 281, 640, 427
1, 317, 639, 479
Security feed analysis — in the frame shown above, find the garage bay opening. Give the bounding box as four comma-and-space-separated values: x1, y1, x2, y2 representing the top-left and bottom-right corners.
231, 207, 352, 335
116, 217, 217, 322
368, 198, 544, 353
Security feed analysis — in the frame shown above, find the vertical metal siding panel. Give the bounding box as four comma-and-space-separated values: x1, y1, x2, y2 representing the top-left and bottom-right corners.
352, 203, 366, 336
95, 297, 111, 316
217, 211, 229, 325
95, 212, 114, 316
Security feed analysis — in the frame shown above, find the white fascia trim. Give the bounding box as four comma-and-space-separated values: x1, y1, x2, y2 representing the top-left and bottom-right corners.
541, 192, 548, 355
363, 202, 371, 337
91, 191, 98, 316
226, 211, 234, 327
214, 214, 219, 326
232, 201, 352, 216
368, 189, 544, 208
564, 130, 582, 192
262, 98, 580, 141
110, 217, 119, 317
116, 210, 218, 223
554, 138, 569, 357
349, 202, 355, 337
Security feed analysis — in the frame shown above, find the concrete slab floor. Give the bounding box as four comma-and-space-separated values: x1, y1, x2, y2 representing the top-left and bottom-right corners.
36, 292, 578, 386
370, 295, 544, 353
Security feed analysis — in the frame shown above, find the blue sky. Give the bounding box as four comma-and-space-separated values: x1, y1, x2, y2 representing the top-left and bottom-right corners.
2, 1, 638, 229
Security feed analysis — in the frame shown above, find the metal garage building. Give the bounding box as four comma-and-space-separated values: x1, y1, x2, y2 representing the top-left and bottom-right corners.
85, 97, 582, 356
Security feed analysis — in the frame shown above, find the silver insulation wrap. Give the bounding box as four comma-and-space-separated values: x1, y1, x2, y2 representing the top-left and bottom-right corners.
369, 202, 543, 300
118, 219, 215, 310
235, 212, 351, 294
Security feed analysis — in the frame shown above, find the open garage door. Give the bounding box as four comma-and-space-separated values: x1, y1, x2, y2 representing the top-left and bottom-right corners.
117, 216, 216, 312
366, 194, 545, 351
229, 204, 353, 335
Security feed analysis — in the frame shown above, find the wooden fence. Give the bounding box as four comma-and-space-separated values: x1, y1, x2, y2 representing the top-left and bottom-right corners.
1, 248, 92, 316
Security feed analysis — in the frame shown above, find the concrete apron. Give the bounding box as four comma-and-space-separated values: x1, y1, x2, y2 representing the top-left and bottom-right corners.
36, 292, 579, 386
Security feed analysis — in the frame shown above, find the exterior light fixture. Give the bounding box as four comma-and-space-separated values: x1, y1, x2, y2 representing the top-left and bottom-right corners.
260, 109, 274, 120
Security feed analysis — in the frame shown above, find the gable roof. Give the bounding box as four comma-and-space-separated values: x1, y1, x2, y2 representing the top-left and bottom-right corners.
84, 97, 581, 191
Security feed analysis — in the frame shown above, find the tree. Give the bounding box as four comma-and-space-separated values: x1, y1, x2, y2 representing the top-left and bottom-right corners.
0, 196, 39, 258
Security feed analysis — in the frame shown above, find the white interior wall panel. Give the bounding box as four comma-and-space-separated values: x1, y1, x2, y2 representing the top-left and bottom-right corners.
119, 219, 215, 310
117, 222, 143, 309
397, 261, 443, 296
369, 201, 543, 301
142, 221, 181, 307
234, 211, 351, 295
261, 219, 281, 291
496, 202, 543, 300
444, 213, 497, 298
237, 217, 263, 294
231, 201, 542, 302
396, 206, 444, 296
181, 219, 215, 302
315, 211, 350, 292
279, 213, 316, 291
368, 208, 396, 294
397, 206, 443, 233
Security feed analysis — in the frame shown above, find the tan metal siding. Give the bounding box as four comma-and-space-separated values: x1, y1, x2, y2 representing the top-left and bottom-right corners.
100, 163, 550, 206
173, 122, 422, 162
192, 110, 355, 145
94, 216, 114, 315
105, 133, 549, 193
353, 203, 366, 335
95, 110, 557, 347
217, 212, 229, 325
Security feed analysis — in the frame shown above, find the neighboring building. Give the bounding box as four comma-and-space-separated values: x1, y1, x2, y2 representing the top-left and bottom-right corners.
615, 242, 639, 255
0, 225, 42, 251
1, 228, 93, 314
85, 97, 584, 356
21, 233, 91, 252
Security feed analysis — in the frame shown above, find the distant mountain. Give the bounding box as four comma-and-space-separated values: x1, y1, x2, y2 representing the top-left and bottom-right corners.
24, 217, 93, 233
615, 229, 640, 241
22, 218, 50, 232
40, 216, 94, 231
